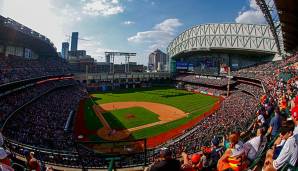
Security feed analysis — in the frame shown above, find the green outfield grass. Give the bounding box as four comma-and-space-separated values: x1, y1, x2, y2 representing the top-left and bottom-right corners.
102, 107, 160, 129
85, 87, 219, 139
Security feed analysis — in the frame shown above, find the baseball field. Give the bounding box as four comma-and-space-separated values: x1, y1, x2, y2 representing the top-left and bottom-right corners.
75, 87, 220, 147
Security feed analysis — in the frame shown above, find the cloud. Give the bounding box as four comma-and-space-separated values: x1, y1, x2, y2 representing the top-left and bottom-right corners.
0, 0, 3, 12
235, 0, 266, 24
82, 0, 124, 16
154, 18, 182, 32
1, 0, 69, 49
128, 18, 182, 51
58, 3, 82, 22
123, 21, 135, 25
77, 37, 117, 61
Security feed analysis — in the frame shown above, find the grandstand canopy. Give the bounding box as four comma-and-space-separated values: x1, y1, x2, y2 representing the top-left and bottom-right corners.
0, 15, 58, 57
275, 0, 298, 51
167, 23, 278, 58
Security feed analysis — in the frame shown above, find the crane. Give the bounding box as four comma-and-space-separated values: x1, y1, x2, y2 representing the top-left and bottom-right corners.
65, 35, 91, 44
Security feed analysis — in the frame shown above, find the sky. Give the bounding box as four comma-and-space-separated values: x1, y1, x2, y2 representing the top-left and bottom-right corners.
0, 0, 266, 65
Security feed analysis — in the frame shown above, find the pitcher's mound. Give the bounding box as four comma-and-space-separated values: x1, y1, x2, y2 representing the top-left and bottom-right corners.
126, 113, 135, 119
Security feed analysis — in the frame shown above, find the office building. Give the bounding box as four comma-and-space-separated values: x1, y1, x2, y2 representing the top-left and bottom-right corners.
71, 32, 78, 51
148, 49, 169, 72
61, 42, 69, 59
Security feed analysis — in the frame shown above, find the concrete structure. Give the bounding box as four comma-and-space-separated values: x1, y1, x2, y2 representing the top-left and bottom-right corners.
148, 49, 168, 72
68, 50, 87, 59
61, 42, 69, 59
68, 55, 95, 73
0, 15, 57, 58
74, 72, 171, 89
68, 59, 146, 74
70, 32, 78, 51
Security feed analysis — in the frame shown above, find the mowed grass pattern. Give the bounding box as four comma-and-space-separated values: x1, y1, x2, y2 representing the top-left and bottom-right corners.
91, 87, 217, 113
102, 107, 160, 129
86, 87, 219, 139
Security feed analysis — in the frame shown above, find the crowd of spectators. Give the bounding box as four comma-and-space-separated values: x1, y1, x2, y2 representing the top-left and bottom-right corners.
232, 53, 298, 83
236, 83, 264, 99
176, 75, 235, 87
184, 84, 227, 96
0, 79, 77, 126
0, 54, 71, 85
3, 86, 87, 151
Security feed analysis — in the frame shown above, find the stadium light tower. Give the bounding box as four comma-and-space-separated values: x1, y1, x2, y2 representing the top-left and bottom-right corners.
104, 52, 137, 73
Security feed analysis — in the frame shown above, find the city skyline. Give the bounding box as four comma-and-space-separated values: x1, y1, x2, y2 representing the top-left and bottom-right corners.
0, 0, 266, 65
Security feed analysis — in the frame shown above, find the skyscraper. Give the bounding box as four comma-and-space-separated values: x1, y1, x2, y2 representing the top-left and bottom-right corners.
70, 32, 78, 51
61, 42, 69, 59
148, 49, 169, 72
105, 54, 111, 63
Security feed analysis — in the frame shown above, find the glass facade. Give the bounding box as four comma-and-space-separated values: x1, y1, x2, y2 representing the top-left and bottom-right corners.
71, 32, 78, 51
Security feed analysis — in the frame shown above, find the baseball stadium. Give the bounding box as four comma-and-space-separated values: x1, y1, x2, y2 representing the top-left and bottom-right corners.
0, 0, 298, 171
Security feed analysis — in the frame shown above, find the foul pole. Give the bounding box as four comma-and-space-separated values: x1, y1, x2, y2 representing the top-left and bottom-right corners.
226, 67, 231, 97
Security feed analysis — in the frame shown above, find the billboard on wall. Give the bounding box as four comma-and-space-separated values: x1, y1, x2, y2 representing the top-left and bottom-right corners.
176, 62, 194, 71
176, 62, 188, 70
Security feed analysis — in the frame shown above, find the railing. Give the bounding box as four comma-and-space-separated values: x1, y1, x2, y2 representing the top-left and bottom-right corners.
4, 138, 149, 169
64, 110, 75, 132
0, 74, 73, 91
4, 138, 81, 169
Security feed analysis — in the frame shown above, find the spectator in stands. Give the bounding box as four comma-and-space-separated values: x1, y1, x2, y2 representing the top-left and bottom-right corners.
217, 132, 245, 171
25, 151, 41, 171
147, 148, 181, 171
181, 152, 202, 171
0, 147, 12, 167
242, 128, 266, 162
271, 121, 295, 159
255, 109, 266, 129
28, 158, 41, 171
290, 95, 298, 110
266, 108, 282, 139
200, 147, 211, 170
209, 136, 224, 170
263, 117, 297, 170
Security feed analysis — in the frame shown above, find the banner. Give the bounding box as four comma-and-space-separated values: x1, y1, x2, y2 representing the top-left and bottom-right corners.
176, 62, 194, 71
176, 62, 188, 70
